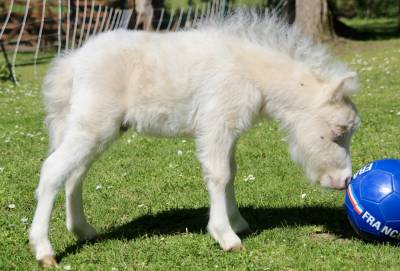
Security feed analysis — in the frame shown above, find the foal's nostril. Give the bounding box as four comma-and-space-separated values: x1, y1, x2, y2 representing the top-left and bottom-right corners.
336, 176, 351, 190
345, 176, 351, 188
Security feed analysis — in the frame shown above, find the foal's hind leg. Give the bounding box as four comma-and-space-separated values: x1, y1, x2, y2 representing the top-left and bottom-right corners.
29, 125, 117, 267
65, 165, 97, 241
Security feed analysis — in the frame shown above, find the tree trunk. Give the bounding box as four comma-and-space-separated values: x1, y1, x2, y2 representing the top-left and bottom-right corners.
134, 0, 154, 31
295, 0, 335, 42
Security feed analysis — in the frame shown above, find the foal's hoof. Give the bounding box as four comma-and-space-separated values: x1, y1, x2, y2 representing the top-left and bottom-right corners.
72, 223, 97, 241
38, 255, 58, 268
218, 234, 244, 252
224, 243, 244, 252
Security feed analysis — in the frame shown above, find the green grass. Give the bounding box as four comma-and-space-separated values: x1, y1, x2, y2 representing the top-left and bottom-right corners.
1, 37, 400, 270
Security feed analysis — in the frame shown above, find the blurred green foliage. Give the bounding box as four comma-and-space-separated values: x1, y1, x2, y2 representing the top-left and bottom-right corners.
165, 0, 399, 19
333, 0, 399, 18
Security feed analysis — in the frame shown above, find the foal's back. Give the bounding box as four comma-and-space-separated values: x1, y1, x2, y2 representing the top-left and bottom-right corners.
66, 30, 256, 137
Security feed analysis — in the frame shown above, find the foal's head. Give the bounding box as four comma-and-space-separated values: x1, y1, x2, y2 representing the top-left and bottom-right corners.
288, 72, 360, 190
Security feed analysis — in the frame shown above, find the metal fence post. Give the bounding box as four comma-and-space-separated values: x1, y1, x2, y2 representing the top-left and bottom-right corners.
0, 41, 16, 84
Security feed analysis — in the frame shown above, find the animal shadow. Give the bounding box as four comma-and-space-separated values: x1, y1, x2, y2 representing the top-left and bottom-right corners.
57, 205, 360, 261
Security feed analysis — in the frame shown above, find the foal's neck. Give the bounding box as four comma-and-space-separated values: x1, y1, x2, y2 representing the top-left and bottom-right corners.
232, 42, 324, 120
234, 43, 322, 97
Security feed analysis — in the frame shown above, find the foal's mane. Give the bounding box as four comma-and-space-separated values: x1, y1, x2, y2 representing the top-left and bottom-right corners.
197, 9, 357, 92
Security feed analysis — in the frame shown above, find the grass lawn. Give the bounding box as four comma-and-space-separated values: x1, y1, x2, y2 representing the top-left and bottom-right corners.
1, 34, 400, 270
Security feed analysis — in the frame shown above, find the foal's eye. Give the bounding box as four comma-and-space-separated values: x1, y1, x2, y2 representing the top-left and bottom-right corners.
331, 125, 347, 138
330, 124, 349, 144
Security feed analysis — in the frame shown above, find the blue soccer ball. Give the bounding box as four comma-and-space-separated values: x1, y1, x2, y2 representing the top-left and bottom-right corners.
345, 159, 400, 243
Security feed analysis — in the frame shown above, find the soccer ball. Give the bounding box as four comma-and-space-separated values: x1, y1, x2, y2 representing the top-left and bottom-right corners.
345, 159, 400, 243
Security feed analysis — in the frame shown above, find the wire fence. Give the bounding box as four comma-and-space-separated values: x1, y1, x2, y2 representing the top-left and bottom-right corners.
0, 0, 135, 83
0, 0, 289, 83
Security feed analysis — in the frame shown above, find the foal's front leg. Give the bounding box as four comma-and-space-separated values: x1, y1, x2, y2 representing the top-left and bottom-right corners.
226, 156, 250, 234
197, 136, 244, 251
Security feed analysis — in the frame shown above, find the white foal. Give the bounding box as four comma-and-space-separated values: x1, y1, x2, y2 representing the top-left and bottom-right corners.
29, 11, 360, 267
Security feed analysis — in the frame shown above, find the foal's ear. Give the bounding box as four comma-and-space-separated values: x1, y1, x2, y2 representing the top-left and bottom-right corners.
327, 72, 358, 102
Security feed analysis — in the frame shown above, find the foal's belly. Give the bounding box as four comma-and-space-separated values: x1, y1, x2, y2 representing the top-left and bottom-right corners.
124, 104, 195, 137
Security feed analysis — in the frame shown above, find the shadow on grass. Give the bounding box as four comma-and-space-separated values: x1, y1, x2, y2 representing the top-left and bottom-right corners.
337, 17, 400, 41
349, 27, 400, 41
57, 205, 360, 261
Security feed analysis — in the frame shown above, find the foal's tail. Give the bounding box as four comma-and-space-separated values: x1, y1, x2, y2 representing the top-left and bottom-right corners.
43, 55, 74, 153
